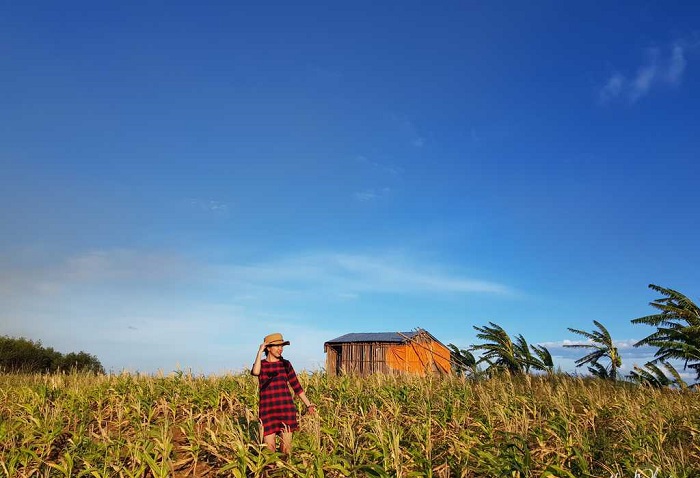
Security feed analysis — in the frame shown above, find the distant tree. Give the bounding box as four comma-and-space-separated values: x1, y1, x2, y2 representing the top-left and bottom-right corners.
0, 336, 50, 372
471, 322, 523, 375
447, 344, 478, 377
43, 346, 63, 371
0, 336, 104, 374
530, 343, 555, 374
60, 351, 105, 374
628, 360, 687, 389
469, 323, 555, 376
564, 320, 622, 381
514, 335, 536, 373
586, 361, 613, 380
631, 284, 700, 380
514, 335, 554, 374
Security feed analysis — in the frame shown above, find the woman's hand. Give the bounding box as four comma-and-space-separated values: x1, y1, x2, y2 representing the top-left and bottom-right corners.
251, 342, 267, 376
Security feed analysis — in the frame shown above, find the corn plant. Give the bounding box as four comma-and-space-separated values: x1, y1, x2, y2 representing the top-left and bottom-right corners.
1, 370, 698, 477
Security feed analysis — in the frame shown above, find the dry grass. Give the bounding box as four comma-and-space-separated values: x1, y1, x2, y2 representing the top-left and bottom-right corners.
0, 371, 698, 477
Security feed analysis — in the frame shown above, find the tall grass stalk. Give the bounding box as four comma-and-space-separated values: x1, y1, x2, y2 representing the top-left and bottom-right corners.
0, 371, 697, 477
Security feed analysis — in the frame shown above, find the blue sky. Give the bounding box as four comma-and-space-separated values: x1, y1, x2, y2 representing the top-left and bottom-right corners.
2, 1, 699, 377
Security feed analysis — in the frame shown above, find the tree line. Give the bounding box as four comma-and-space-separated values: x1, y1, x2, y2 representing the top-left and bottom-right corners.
449, 284, 699, 388
0, 336, 104, 374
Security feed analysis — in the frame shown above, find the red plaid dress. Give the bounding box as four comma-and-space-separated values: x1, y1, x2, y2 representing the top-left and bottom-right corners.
258, 358, 304, 436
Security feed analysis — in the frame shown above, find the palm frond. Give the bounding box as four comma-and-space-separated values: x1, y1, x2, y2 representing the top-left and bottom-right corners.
632, 284, 700, 380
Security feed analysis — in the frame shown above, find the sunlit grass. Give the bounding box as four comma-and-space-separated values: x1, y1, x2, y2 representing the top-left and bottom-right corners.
0, 371, 698, 477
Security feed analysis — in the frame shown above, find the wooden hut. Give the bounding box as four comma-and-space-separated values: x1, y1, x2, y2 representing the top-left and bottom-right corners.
323, 329, 452, 376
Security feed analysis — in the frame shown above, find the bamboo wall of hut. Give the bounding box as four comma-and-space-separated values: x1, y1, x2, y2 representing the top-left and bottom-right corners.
324, 330, 451, 377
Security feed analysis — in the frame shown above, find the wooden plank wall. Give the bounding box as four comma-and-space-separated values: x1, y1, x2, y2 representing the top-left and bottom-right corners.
324, 345, 339, 376
325, 342, 391, 376
325, 333, 451, 376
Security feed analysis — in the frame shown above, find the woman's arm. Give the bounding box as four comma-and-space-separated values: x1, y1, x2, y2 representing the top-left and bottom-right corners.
296, 391, 316, 413
250, 342, 266, 376
284, 361, 316, 413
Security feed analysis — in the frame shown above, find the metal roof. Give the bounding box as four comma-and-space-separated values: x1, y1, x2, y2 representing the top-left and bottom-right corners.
325, 331, 420, 344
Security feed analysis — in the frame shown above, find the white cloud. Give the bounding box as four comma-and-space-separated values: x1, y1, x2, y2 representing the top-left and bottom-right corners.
543, 338, 656, 360
599, 42, 688, 104
216, 251, 514, 298
667, 44, 687, 84
354, 187, 391, 202
538, 338, 697, 381
352, 156, 401, 204
354, 190, 379, 202
388, 114, 428, 149
188, 198, 230, 213
0, 248, 513, 373
61, 249, 192, 283
355, 155, 402, 176
629, 50, 659, 102
600, 73, 625, 102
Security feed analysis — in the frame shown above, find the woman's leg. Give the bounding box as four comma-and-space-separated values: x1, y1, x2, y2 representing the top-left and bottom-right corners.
262, 432, 276, 451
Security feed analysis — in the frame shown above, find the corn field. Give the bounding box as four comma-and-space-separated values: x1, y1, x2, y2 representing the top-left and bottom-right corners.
0, 371, 698, 477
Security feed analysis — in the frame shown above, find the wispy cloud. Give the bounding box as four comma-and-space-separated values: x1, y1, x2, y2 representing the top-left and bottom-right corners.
667, 44, 687, 84
0, 248, 513, 373
355, 155, 402, 176
0, 249, 193, 302
63, 249, 193, 283
542, 338, 654, 360
538, 338, 696, 380
3, 249, 515, 305
188, 198, 230, 213
354, 187, 391, 202
388, 114, 428, 148
218, 251, 514, 297
600, 42, 688, 104
600, 73, 625, 101
353, 155, 400, 203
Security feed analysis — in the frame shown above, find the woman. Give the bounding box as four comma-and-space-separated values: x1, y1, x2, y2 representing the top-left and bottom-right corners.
250, 333, 316, 455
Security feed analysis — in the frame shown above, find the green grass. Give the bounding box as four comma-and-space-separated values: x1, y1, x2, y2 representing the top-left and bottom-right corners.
0, 371, 698, 477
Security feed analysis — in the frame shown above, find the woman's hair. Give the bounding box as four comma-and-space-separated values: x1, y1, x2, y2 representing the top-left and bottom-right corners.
263, 344, 285, 358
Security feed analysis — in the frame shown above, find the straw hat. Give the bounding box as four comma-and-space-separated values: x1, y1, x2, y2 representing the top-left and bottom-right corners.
264, 332, 290, 346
